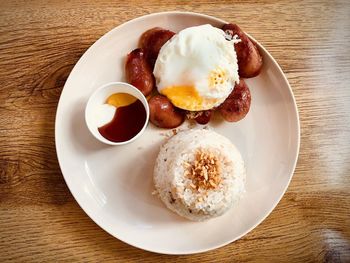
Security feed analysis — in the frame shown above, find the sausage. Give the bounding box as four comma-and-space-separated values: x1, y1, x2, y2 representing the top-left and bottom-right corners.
125, 48, 154, 96
222, 23, 263, 78
194, 110, 212, 125
148, 95, 185, 128
139, 27, 175, 68
219, 79, 251, 122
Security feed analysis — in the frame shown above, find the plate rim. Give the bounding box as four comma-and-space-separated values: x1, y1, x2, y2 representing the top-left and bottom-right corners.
55, 11, 300, 255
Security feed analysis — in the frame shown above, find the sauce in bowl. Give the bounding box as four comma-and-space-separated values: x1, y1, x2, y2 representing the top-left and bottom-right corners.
98, 97, 146, 142
85, 82, 149, 145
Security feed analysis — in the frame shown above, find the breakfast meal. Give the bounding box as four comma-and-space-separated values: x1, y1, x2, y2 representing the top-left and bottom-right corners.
87, 22, 261, 220
153, 129, 246, 221
124, 23, 262, 128
95, 93, 147, 142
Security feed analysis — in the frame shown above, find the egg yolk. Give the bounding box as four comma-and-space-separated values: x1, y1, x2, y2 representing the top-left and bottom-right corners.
209, 68, 227, 88
160, 86, 203, 110
106, 93, 137, 107
161, 86, 219, 111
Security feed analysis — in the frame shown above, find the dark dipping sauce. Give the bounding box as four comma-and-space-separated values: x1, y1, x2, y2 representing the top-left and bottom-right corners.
98, 99, 146, 142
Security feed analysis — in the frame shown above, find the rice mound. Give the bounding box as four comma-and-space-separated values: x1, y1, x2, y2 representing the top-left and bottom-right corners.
153, 129, 245, 221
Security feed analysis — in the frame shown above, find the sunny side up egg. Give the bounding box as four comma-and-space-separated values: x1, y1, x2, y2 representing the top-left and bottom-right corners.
153, 24, 240, 111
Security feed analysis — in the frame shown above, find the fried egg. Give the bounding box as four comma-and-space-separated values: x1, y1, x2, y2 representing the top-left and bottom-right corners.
153, 24, 240, 111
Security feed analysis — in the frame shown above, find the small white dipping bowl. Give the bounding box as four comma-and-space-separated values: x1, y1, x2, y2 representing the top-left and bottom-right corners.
85, 82, 149, 145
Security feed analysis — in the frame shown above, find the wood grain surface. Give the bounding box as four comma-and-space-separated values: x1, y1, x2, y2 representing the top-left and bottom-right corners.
1, 0, 350, 262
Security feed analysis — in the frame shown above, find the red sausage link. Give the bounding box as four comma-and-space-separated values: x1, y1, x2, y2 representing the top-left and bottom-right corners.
149, 95, 185, 129
139, 27, 175, 68
195, 110, 212, 125
222, 23, 263, 78
125, 48, 155, 96
219, 79, 251, 122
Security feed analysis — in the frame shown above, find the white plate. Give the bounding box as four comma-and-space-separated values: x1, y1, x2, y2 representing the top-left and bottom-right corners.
55, 11, 300, 254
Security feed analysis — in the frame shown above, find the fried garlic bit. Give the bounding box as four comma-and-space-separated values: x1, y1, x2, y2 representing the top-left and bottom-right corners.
184, 150, 221, 190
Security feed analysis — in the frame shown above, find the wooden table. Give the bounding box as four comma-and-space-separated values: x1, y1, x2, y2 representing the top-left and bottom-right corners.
1, 1, 350, 261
